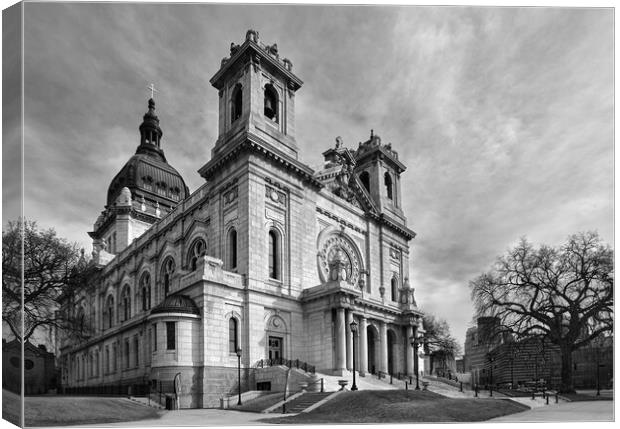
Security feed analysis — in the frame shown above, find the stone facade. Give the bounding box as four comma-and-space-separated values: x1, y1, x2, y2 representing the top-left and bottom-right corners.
57, 30, 424, 408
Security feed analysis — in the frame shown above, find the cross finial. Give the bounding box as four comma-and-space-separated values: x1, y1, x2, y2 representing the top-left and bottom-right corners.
147, 83, 159, 99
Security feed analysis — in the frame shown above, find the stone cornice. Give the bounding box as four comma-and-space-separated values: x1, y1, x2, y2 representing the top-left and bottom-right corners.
369, 212, 416, 241
355, 146, 407, 174
198, 132, 323, 189
210, 40, 303, 91
316, 206, 365, 234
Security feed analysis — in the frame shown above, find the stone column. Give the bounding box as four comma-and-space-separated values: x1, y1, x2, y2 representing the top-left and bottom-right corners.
334, 307, 346, 374
379, 321, 388, 374
406, 325, 414, 376
359, 317, 368, 376
346, 310, 353, 370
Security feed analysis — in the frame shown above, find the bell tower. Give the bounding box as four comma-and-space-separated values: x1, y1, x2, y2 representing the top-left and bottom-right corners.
354, 130, 406, 222
209, 30, 303, 159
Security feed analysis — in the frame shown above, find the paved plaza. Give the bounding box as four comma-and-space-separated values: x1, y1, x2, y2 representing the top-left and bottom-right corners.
43, 409, 277, 427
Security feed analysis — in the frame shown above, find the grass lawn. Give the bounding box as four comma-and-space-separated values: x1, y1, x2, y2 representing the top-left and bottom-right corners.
2, 389, 162, 427
230, 392, 284, 413
260, 390, 530, 424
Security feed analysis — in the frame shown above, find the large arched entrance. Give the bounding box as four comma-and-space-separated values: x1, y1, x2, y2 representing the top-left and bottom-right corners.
367, 327, 377, 375
387, 330, 397, 375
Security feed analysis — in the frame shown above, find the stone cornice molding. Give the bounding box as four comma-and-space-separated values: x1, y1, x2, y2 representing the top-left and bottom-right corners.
315, 206, 365, 234
210, 39, 303, 91
199, 132, 323, 189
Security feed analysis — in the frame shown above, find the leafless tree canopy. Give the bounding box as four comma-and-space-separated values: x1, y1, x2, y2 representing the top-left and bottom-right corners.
422, 313, 462, 373
2, 220, 89, 343
470, 231, 613, 392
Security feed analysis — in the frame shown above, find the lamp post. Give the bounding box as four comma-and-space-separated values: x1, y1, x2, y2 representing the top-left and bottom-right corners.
509, 354, 515, 389
487, 353, 494, 397
350, 320, 358, 391
410, 335, 421, 390
596, 347, 601, 396
236, 348, 242, 406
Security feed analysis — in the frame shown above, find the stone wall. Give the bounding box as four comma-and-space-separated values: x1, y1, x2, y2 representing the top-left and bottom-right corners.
253, 366, 315, 392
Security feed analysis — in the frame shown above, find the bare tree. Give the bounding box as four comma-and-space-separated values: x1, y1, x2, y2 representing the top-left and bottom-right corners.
422, 313, 462, 376
470, 231, 613, 393
2, 220, 89, 344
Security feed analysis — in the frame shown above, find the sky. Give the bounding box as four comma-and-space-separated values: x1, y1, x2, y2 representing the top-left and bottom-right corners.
2, 3, 614, 350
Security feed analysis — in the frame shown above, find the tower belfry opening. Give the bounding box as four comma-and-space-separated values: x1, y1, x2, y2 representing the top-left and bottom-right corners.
264, 84, 278, 122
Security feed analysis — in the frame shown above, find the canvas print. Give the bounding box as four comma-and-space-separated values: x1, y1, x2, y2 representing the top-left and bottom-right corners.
1, 2, 614, 427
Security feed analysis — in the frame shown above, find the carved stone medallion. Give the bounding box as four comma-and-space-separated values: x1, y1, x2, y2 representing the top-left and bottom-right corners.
318, 234, 361, 286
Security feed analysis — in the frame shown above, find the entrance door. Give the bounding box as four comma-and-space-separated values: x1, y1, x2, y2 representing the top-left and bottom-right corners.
367, 329, 376, 374
268, 336, 283, 361
387, 330, 396, 375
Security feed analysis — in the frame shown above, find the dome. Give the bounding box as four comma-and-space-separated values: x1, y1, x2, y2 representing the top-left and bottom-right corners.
150, 294, 200, 315
106, 98, 189, 208
106, 153, 189, 208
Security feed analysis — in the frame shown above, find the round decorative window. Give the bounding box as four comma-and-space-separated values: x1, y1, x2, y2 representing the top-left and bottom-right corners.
25, 359, 34, 370
317, 233, 361, 286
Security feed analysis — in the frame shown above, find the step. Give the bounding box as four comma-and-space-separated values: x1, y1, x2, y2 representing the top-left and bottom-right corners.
271, 392, 333, 414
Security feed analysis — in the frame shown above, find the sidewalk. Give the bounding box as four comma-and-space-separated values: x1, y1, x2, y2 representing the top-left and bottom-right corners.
487, 400, 614, 422
42, 408, 284, 428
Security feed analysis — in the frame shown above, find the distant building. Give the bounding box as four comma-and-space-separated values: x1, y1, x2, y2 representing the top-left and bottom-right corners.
462, 318, 613, 389
463, 317, 511, 386
3, 339, 57, 394
455, 358, 464, 373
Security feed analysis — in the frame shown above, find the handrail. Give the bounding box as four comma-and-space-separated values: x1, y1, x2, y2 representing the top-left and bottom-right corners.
255, 357, 316, 374
306, 377, 325, 393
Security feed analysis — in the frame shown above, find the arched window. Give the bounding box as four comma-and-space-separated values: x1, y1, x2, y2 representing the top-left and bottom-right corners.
360, 171, 370, 193
391, 277, 398, 302
268, 229, 280, 280
121, 285, 131, 322
231, 84, 242, 123
228, 229, 237, 270
140, 273, 151, 311
264, 84, 278, 122
384, 172, 393, 200
162, 258, 175, 297
105, 295, 114, 329
189, 238, 207, 271
229, 318, 238, 353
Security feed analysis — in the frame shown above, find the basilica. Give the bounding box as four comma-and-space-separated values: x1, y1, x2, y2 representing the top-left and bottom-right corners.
57, 30, 424, 408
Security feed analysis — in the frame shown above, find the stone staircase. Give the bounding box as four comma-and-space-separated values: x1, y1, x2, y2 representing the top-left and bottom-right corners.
271, 392, 333, 413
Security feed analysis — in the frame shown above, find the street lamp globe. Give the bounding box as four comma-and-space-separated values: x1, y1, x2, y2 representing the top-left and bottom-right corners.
350, 320, 358, 333
236, 348, 242, 358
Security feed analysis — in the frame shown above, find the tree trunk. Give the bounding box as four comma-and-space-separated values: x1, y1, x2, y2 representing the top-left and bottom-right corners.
559, 344, 575, 393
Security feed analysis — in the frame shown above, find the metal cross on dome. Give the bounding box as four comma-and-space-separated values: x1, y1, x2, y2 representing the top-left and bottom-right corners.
147, 83, 159, 99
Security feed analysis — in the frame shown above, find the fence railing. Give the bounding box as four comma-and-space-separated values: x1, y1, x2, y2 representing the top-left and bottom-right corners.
256, 357, 316, 374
